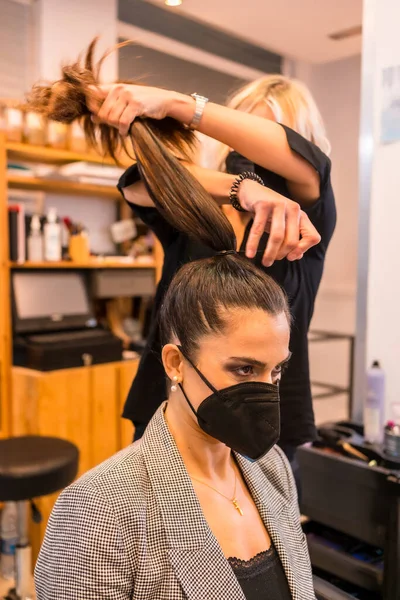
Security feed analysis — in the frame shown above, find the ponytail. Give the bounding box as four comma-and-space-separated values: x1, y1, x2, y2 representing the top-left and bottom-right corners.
26, 38, 236, 252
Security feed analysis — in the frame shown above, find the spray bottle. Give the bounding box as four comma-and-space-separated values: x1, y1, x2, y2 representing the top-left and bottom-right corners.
364, 360, 385, 444
43, 207, 61, 262
27, 214, 43, 262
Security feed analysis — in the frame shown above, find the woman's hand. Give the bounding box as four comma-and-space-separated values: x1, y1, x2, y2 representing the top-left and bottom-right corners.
87, 84, 186, 135
237, 179, 321, 266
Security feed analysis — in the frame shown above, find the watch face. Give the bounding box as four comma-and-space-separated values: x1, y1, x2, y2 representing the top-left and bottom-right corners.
193, 94, 207, 102
189, 94, 209, 130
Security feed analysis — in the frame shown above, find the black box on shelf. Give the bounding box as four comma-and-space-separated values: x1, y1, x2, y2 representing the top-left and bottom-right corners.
11, 269, 123, 370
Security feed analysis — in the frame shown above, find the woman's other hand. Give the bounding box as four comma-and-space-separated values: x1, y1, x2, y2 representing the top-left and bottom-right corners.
87, 84, 184, 136
238, 179, 321, 267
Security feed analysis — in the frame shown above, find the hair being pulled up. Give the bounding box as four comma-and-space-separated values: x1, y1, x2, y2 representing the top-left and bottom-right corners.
26, 38, 236, 252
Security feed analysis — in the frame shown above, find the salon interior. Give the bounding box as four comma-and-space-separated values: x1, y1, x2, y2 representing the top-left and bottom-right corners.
0, 0, 399, 599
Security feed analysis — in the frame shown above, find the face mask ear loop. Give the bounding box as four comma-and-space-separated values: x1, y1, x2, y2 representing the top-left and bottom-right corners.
176, 345, 220, 394
178, 382, 198, 417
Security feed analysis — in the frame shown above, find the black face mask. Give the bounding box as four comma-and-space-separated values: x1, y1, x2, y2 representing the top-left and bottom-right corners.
177, 346, 280, 461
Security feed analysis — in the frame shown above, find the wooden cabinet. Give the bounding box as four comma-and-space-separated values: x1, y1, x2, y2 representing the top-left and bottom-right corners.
0, 133, 160, 441
0, 134, 11, 438
0, 135, 159, 559
11, 360, 137, 556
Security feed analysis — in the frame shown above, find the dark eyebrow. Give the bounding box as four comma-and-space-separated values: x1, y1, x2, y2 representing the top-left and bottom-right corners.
227, 352, 292, 369
228, 356, 266, 368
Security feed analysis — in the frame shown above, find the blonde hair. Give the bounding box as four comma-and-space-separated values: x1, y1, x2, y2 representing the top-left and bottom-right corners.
206, 74, 330, 171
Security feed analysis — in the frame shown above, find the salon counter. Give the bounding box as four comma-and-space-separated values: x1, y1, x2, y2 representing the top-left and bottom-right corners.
10, 359, 138, 560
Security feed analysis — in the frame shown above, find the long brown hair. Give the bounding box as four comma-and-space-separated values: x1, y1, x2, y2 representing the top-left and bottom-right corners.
26, 38, 235, 252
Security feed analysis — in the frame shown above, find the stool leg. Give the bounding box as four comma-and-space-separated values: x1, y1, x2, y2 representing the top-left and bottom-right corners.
15, 502, 32, 600
15, 548, 31, 600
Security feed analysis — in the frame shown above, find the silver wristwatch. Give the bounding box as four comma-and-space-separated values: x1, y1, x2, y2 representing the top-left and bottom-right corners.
188, 93, 209, 130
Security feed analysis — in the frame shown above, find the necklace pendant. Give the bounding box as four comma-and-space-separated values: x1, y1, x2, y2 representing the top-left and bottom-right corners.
232, 499, 244, 516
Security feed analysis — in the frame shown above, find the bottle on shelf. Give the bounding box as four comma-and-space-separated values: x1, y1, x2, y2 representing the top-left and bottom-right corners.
0, 502, 18, 581
47, 120, 68, 150
364, 360, 385, 445
24, 111, 46, 146
0, 103, 24, 143
68, 121, 87, 153
27, 214, 44, 262
43, 207, 61, 262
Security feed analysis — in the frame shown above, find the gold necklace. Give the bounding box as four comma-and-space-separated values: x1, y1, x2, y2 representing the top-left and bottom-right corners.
189, 473, 244, 516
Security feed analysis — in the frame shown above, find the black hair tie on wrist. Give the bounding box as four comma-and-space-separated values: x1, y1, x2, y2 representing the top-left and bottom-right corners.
229, 171, 265, 212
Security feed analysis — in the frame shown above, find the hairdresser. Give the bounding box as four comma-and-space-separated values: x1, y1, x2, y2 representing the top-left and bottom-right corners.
89, 77, 336, 471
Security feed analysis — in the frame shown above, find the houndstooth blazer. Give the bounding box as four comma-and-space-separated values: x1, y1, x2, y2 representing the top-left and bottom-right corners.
35, 404, 315, 600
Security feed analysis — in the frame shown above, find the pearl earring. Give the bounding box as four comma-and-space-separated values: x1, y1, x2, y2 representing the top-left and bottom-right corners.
171, 375, 179, 393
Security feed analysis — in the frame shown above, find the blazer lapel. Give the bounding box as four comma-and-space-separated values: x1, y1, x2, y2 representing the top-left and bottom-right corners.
168, 537, 246, 600
141, 406, 245, 600
235, 454, 304, 600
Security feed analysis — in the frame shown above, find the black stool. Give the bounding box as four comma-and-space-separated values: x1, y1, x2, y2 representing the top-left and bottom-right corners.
0, 436, 79, 600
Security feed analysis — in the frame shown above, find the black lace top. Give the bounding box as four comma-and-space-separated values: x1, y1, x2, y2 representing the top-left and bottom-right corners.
228, 546, 292, 599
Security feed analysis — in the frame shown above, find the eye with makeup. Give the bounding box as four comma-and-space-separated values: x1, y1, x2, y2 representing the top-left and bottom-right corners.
226, 355, 291, 382
223, 359, 259, 381
231, 364, 259, 378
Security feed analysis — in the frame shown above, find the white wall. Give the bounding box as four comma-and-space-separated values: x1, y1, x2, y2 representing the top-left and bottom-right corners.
289, 55, 361, 309
308, 53, 361, 422
0, 0, 33, 97
309, 55, 361, 303
33, 0, 117, 83
354, 0, 400, 422
29, 0, 119, 254
286, 54, 362, 423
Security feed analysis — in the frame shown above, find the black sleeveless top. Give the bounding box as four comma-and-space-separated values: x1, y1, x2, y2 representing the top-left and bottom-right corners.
117, 124, 336, 447
228, 546, 292, 599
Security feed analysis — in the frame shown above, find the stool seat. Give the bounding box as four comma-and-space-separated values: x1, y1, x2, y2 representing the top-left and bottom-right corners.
0, 436, 79, 502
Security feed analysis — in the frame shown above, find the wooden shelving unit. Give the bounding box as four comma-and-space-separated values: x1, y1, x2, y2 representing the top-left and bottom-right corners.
10, 260, 156, 269
0, 133, 159, 438
8, 175, 121, 199
6, 141, 117, 166
0, 136, 11, 438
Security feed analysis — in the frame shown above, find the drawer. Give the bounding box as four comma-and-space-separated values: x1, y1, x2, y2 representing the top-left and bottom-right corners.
91, 269, 155, 298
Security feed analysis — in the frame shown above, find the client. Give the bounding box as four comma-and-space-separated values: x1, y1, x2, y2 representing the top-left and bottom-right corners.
35, 249, 314, 600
